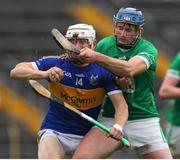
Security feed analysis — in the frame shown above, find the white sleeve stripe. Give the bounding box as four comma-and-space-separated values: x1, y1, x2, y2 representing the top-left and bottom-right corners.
31, 62, 39, 70
135, 55, 149, 69
166, 73, 180, 80
166, 69, 180, 80
107, 90, 122, 96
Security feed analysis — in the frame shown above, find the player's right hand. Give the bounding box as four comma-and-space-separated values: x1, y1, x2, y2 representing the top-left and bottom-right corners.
47, 67, 64, 82
77, 47, 97, 63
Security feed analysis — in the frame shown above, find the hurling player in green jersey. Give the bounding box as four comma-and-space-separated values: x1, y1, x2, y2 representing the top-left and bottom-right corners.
159, 52, 180, 158
73, 7, 172, 159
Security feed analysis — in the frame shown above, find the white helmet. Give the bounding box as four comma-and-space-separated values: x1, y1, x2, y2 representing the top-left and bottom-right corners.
65, 23, 96, 47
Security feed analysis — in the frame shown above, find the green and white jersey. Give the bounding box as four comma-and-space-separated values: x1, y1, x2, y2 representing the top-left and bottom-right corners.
96, 36, 159, 120
166, 52, 180, 125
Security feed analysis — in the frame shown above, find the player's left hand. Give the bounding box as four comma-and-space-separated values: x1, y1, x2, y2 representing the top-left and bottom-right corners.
116, 76, 133, 89
108, 124, 124, 141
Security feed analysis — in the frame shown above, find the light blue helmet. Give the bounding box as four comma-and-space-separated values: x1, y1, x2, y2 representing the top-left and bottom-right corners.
113, 7, 145, 28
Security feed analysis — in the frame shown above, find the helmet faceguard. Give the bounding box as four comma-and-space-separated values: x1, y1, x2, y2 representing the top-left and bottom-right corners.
113, 7, 145, 49
65, 23, 96, 49
65, 23, 96, 65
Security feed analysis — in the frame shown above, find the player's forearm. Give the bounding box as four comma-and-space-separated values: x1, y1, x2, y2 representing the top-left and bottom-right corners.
95, 52, 132, 77
11, 69, 46, 80
10, 64, 47, 80
159, 85, 180, 99
114, 103, 128, 128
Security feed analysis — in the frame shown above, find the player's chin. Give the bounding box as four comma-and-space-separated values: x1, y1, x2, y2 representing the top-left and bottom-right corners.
69, 54, 76, 58
118, 39, 130, 45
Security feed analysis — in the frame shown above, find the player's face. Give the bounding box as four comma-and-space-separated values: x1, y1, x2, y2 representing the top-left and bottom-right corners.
114, 22, 140, 46
68, 38, 91, 62
69, 38, 90, 49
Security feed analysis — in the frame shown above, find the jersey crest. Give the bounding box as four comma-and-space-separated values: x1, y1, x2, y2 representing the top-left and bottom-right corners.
89, 75, 99, 86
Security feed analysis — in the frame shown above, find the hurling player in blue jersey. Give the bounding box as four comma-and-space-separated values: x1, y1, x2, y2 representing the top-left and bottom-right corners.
10, 23, 128, 159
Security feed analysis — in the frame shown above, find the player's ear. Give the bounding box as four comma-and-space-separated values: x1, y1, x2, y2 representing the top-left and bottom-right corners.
92, 40, 97, 49
139, 27, 144, 36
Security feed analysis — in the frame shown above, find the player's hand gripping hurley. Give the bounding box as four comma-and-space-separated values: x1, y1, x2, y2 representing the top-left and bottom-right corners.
28, 79, 130, 147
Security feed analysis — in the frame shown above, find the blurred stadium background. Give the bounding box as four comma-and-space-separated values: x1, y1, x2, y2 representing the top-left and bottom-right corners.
0, 0, 179, 158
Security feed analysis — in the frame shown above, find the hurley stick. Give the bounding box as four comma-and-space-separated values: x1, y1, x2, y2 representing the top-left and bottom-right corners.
28, 79, 130, 147
51, 28, 80, 54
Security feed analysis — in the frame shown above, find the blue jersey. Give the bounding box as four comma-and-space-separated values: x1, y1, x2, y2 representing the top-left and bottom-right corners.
33, 55, 121, 136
